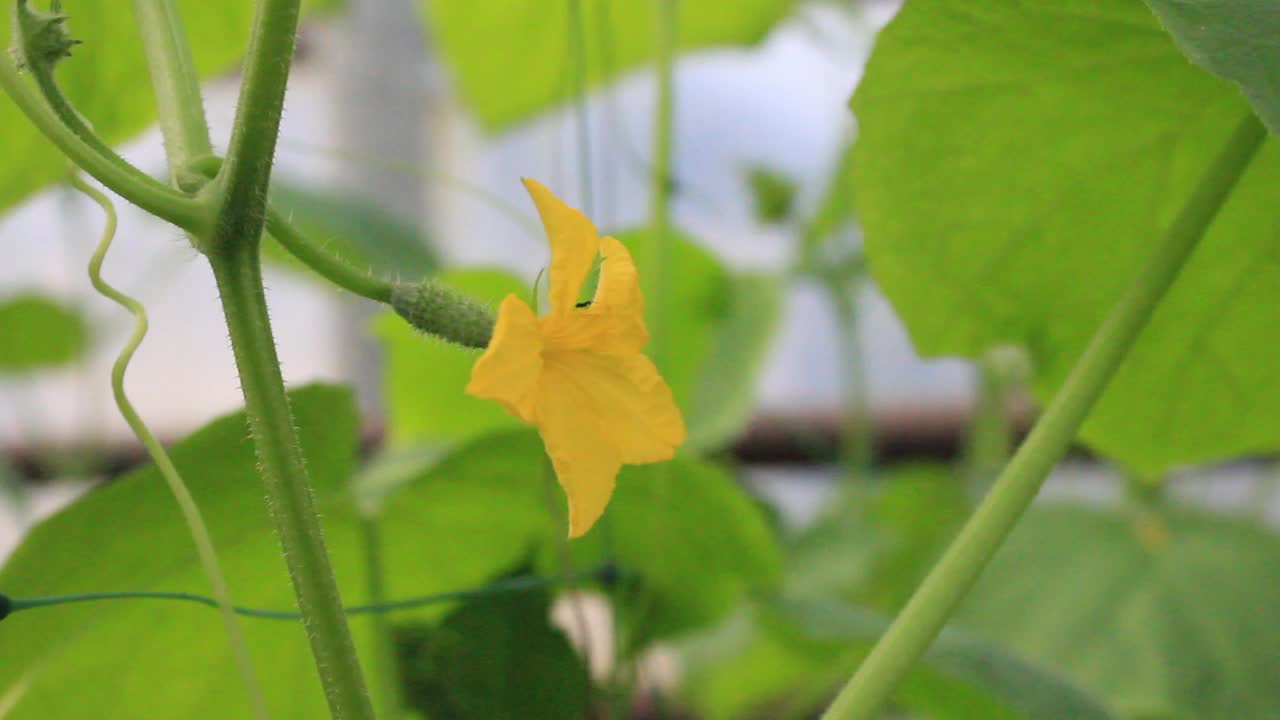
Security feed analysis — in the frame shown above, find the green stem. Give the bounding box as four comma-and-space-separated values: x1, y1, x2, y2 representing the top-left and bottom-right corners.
962, 348, 1019, 496
205, 0, 374, 716
0, 55, 207, 230
566, 0, 594, 218
209, 242, 375, 720
827, 276, 873, 484
645, 0, 676, 373
213, 0, 303, 247
73, 173, 270, 720
130, 0, 213, 182
821, 113, 1267, 720
359, 517, 406, 720
265, 208, 394, 302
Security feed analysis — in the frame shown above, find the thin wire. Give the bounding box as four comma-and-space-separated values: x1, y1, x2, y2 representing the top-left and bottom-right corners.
4, 568, 610, 622
70, 173, 271, 720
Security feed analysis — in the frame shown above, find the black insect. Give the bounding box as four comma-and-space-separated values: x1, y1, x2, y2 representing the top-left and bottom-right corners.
575, 300, 593, 308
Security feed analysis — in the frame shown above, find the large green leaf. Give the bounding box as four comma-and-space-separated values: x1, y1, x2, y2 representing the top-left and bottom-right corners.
373, 430, 549, 619
684, 273, 782, 451
682, 597, 1115, 720
375, 427, 781, 642
265, 183, 438, 283
853, 0, 1280, 474
616, 227, 781, 450
421, 0, 798, 131
394, 573, 589, 719
555, 456, 782, 644
0, 385, 364, 719
0, 294, 88, 371
613, 227, 727, 415
0, 1, 256, 214
957, 505, 1280, 719
374, 269, 528, 447
1144, 0, 1280, 134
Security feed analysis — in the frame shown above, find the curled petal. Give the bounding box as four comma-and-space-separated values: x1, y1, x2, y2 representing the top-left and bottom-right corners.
540, 237, 649, 354
522, 178, 600, 316
465, 294, 543, 422
588, 236, 648, 352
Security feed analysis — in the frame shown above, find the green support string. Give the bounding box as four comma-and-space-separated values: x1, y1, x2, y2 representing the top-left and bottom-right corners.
1, 567, 613, 622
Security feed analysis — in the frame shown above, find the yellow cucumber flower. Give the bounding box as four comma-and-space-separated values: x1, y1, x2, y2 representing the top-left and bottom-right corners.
466, 179, 686, 537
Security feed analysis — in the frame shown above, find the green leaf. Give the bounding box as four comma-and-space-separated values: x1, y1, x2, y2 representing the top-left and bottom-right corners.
614, 227, 727, 412
1144, 0, 1280, 134
957, 505, 1280, 719
0, 1, 256, 214
421, 0, 797, 131
393, 572, 589, 719
684, 272, 782, 451
374, 427, 782, 642
374, 430, 549, 619
852, 0, 1280, 474
373, 269, 528, 447
555, 456, 782, 643
782, 464, 967, 604
0, 385, 363, 719
0, 293, 88, 372
771, 598, 1116, 720
265, 183, 437, 283
682, 597, 1115, 720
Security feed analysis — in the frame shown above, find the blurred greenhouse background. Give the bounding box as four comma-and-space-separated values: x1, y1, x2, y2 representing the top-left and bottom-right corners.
4, 1, 1280, 718
0, 0, 976, 546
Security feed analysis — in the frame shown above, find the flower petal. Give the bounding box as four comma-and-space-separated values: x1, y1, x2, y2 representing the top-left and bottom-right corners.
465, 294, 544, 423
578, 236, 649, 353
522, 178, 600, 316
538, 365, 623, 537
545, 351, 686, 465
540, 236, 649, 354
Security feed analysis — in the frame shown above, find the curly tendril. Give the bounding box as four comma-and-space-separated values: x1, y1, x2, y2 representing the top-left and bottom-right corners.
70, 173, 271, 720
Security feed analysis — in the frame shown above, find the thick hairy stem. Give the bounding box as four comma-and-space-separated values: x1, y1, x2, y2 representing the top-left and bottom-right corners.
209, 240, 376, 720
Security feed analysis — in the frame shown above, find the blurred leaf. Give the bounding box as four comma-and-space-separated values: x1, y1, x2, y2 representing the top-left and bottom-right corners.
783, 464, 967, 605
683, 595, 1113, 720
0, 1, 256, 214
745, 166, 797, 224
374, 269, 528, 447
957, 505, 1280, 719
265, 183, 437, 283
861, 464, 969, 610
1144, 0, 1280, 134
553, 456, 782, 644
421, 0, 798, 131
374, 430, 550, 622
853, 0, 1280, 475
0, 385, 365, 719
394, 571, 588, 719
680, 608, 836, 720
771, 598, 1115, 720
684, 273, 782, 451
613, 227, 727, 415
799, 137, 860, 281
0, 294, 88, 372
